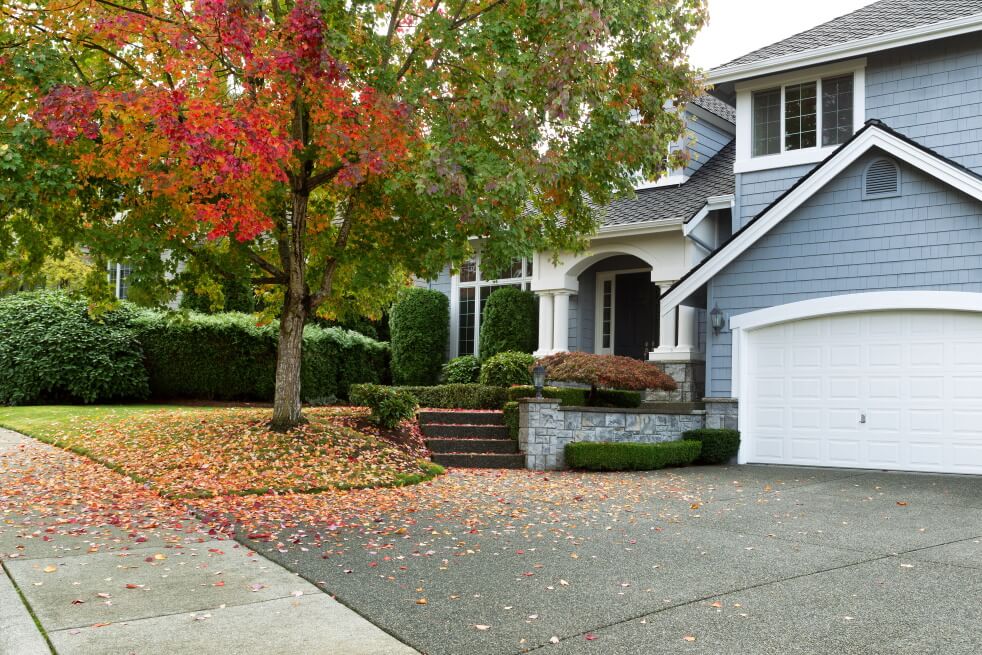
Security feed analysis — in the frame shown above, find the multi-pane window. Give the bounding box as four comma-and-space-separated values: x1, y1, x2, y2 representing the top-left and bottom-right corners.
752, 88, 781, 156
601, 279, 613, 350
821, 75, 853, 147
751, 72, 856, 158
784, 82, 817, 151
455, 257, 533, 356
107, 263, 133, 300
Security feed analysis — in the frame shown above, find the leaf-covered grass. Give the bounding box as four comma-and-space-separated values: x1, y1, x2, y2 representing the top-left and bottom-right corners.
0, 405, 441, 498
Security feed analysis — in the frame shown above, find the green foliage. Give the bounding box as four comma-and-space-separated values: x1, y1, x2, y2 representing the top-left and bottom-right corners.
479, 351, 535, 387
507, 385, 641, 408
0, 291, 149, 405
389, 288, 449, 385
131, 311, 388, 402
397, 384, 507, 409
442, 355, 481, 384
503, 401, 520, 440
349, 384, 418, 428
565, 440, 702, 471
479, 288, 537, 359
682, 429, 741, 465
180, 277, 257, 314
537, 351, 676, 392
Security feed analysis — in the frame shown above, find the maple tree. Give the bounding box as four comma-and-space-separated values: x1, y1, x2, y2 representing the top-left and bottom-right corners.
1, 0, 707, 429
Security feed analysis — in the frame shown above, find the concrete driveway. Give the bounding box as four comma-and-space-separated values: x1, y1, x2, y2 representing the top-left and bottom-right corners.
241, 466, 982, 655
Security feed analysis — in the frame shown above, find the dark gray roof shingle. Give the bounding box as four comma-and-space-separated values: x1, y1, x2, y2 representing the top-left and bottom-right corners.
715, 0, 982, 70
691, 94, 736, 123
596, 140, 735, 227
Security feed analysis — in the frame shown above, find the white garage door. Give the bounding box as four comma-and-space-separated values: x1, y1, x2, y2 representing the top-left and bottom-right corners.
744, 310, 982, 474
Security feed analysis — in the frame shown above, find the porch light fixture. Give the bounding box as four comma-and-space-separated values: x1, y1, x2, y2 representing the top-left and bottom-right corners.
710, 304, 725, 335
532, 365, 546, 398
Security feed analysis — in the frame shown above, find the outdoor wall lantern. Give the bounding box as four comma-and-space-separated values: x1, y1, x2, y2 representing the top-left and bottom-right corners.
710, 304, 725, 335
532, 365, 546, 398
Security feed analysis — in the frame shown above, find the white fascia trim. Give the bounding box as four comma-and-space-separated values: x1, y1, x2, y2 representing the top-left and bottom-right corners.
663, 125, 982, 311
730, 290, 982, 332
684, 194, 734, 237
597, 218, 683, 238
706, 194, 735, 210
709, 14, 982, 85
636, 172, 688, 190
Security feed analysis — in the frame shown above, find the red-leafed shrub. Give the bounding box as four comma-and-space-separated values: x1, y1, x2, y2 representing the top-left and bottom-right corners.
536, 352, 675, 403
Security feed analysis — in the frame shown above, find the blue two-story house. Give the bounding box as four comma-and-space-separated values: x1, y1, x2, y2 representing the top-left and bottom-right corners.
421, 0, 982, 475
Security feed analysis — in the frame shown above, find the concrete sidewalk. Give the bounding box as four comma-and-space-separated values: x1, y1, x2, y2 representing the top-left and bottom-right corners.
0, 428, 418, 655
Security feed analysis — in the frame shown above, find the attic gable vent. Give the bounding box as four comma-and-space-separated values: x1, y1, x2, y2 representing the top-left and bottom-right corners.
863, 158, 900, 199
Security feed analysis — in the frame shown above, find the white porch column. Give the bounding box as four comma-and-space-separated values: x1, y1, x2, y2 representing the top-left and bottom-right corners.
535, 292, 555, 356
552, 291, 571, 353
649, 280, 677, 360
676, 305, 697, 354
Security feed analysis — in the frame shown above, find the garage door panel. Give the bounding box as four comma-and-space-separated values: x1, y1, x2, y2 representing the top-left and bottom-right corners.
744, 309, 982, 475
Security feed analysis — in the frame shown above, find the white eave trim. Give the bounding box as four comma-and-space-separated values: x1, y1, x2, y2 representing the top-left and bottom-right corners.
662, 125, 982, 310
731, 290, 982, 331
683, 194, 733, 236
710, 13, 982, 85
597, 218, 684, 238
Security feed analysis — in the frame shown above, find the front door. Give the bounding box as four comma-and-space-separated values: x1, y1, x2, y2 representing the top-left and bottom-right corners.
613, 272, 654, 359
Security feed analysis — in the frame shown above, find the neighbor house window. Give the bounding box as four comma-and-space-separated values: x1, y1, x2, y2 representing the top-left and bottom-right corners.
455, 257, 533, 357
751, 73, 855, 158
107, 262, 132, 300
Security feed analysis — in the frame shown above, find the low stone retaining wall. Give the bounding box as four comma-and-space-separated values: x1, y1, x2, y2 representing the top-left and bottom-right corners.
518, 399, 705, 470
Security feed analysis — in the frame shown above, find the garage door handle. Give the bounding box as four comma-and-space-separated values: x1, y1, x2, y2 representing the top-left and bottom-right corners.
860, 413, 866, 424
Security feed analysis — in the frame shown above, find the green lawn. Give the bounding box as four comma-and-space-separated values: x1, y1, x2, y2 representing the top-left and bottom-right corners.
0, 404, 199, 440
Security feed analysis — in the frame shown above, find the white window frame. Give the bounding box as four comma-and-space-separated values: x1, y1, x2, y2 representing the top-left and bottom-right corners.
450, 255, 534, 358
735, 59, 866, 174
107, 262, 132, 300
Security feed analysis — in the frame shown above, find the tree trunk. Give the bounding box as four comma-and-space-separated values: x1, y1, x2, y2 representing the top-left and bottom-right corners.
270, 191, 310, 431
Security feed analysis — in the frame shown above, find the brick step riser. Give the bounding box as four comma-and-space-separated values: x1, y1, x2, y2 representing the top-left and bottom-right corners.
431, 453, 525, 469
417, 411, 505, 426
425, 439, 520, 454
420, 424, 511, 439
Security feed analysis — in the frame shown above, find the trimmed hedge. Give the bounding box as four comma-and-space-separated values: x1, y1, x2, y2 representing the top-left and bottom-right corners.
479, 287, 537, 359
349, 384, 418, 428
565, 440, 702, 471
682, 428, 741, 465
507, 385, 642, 408
479, 351, 535, 387
0, 291, 149, 405
131, 311, 388, 402
442, 355, 481, 384
503, 401, 520, 439
354, 383, 507, 410
390, 288, 449, 385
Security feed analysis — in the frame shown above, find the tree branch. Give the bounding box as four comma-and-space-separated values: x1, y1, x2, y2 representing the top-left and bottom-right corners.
232, 241, 287, 281
310, 194, 359, 307
306, 164, 344, 192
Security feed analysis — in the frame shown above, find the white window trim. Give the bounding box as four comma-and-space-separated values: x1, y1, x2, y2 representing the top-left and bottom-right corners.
663, 123, 982, 315
735, 59, 866, 174
107, 262, 131, 300
450, 255, 533, 358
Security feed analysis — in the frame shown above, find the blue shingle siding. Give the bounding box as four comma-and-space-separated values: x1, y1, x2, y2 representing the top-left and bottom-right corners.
707, 152, 982, 397
685, 116, 733, 178
734, 164, 816, 230
866, 33, 982, 174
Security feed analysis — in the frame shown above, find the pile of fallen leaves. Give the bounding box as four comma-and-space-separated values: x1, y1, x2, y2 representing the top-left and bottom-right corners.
38, 407, 437, 498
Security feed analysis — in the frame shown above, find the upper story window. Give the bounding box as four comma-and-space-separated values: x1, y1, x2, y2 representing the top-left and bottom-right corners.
107, 262, 132, 300
737, 60, 865, 173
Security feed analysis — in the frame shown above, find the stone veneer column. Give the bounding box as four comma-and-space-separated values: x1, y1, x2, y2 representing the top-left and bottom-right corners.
518, 398, 568, 470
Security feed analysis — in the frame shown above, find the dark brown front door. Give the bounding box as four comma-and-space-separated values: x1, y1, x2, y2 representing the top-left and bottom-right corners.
613, 272, 657, 360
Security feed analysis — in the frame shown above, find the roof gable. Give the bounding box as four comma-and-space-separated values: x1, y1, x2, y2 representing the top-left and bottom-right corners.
662, 121, 982, 309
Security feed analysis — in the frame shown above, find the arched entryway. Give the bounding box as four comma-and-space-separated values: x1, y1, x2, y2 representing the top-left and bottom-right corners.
575, 255, 658, 360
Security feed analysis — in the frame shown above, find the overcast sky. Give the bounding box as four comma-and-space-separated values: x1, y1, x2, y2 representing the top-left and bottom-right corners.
689, 0, 878, 70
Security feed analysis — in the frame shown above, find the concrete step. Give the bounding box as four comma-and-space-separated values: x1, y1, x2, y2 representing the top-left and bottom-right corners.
420, 424, 511, 439
417, 410, 505, 426
426, 438, 520, 454
431, 453, 525, 469
639, 401, 706, 414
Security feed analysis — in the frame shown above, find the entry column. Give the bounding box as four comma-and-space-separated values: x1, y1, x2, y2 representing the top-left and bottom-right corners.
534, 292, 555, 356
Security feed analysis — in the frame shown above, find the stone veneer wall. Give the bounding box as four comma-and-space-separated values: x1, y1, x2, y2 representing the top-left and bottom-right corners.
704, 398, 738, 430
645, 361, 705, 403
518, 398, 706, 470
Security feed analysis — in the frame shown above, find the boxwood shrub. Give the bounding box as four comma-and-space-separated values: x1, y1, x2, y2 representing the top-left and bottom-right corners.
349, 384, 418, 428
503, 401, 520, 439
479, 287, 537, 359
352, 383, 507, 410
565, 440, 702, 471
389, 288, 449, 385
0, 291, 149, 405
442, 355, 481, 384
131, 311, 388, 402
682, 428, 741, 465
479, 351, 534, 387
